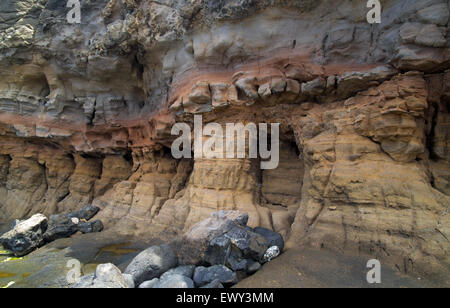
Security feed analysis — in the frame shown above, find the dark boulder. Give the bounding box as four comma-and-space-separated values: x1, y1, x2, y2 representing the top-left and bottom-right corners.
246, 259, 261, 274
138, 278, 159, 288
67, 205, 100, 221
160, 265, 196, 280
253, 227, 284, 251
44, 205, 103, 241
226, 254, 248, 272
124, 244, 178, 285
178, 211, 249, 265
0, 205, 103, 257
200, 279, 224, 288
224, 226, 267, 261
78, 220, 104, 234
205, 235, 231, 265
0, 214, 48, 256
154, 274, 195, 288
43, 214, 78, 242
193, 265, 238, 287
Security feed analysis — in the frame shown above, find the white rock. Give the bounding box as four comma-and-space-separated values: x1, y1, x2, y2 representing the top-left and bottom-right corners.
262, 246, 280, 263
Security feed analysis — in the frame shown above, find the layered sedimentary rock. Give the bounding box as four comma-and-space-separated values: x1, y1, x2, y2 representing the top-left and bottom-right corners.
0, 0, 449, 282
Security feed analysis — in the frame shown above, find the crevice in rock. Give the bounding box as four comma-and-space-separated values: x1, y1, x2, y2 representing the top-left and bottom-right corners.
40, 74, 51, 98
236, 86, 248, 101
88, 98, 98, 127
123, 150, 133, 163
132, 54, 144, 83
260, 126, 304, 237
4, 154, 12, 179
426, 102, 440, 161
56, 190, 70, 203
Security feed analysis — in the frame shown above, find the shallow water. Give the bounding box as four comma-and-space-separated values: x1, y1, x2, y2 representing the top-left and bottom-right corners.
0, 232, 158, 288
0, 246, 16, 287
0, 272, 15, 278
94, 243, 137, 260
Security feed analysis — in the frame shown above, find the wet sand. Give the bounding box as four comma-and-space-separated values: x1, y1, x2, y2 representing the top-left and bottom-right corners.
235, 248, 444, 288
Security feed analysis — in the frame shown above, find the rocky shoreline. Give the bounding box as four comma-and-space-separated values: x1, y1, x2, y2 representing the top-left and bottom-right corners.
70, 210, 283, 288
0, 210, 445, 288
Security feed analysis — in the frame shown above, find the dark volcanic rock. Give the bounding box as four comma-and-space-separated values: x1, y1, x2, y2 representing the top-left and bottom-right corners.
43, 214, 78, 242
253, 227, 284, 251
0, 214, 48, 256
200, 279, 224, 288
226, 254, 248, 272
67, 205, 100, 221
124, 244, 178, 285
160, 265, 196, 280
205, 235, 232, 265
224, 226, 267, 261
139, 278, 159, 288
70, 274, 95, 288
246, 259, 261, 274
193, 265, 238, 287
179, 210, 251, 265
154, 274, 195, 288
77, 220, 104, 234
45, 205, 103, 241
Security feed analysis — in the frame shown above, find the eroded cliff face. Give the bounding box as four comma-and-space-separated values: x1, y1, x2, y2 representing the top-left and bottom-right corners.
0, 0, 449, 281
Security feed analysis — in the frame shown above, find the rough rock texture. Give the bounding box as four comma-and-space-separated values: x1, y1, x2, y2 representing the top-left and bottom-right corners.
0, 213, 47, 256
77, 220, 104, 234
0, 0, 449, 283
200, 279, 224, 288
153, 274, 195, 288
177, 210, 268, 265
43, 213, 79, 242
160, 265, 195, 280
253, 227, 285, 251
138, 278, 159, 289
193, 265, 238, 287
1, 206, 103, 256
